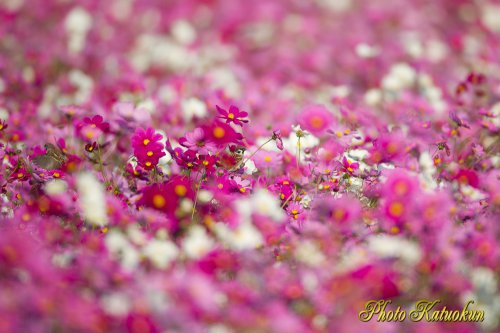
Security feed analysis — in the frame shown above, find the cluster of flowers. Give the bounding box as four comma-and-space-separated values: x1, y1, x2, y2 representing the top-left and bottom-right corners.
1, 0, 500, 332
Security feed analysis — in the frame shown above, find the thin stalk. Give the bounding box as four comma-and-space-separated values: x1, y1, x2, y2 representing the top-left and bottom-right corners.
242, 138, 273, 166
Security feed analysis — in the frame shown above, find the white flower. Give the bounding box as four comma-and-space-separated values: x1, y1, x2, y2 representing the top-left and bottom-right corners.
214, 222, 263, 251
181, 97, 207, 122
100, 293, 131, 317
282, 125, 320, 162
419, 151, 438, 190
142, 239, 179, 269
482, 4, 500, 33
171, 20, 197, 45
76, 172, 108, 227
367, 235, 422, 265
294, 241, 326, 266
381, 63, 416, 92
44, 179, 68, 196
237, 188, 285, 222
105, 231, 140, 271
183, 225, 214, 259
64, 7, 92, 54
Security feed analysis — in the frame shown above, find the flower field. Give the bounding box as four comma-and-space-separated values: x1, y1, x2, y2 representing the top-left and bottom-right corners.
0, 0, 499, 332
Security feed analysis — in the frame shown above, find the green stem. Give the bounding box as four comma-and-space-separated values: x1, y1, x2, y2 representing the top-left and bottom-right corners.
242, 138, 273, 166
96, 144, 110, 187
191, 175, 204, 222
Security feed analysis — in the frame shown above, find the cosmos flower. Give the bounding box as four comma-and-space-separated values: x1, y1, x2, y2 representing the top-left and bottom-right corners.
297, 104, 335, 135
131, 127, 166, 170
217, 105, 249, 126
178, 127, 217, 155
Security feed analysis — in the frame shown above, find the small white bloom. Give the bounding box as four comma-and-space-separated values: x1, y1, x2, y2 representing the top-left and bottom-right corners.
181, 97, 207, 121
367, 235, 422, 265
295, 241, 326, 266
76, 172, 108, 226
482, 4, 500, 33
355, 43, 379, 58
214, 222, 263, 251
64, 7, 92, 54
171, 20, 197, 45
101, 293, 131, 317
142, 239, 179, 269
183, 225, 214, 259
44, 179, 68, 196
105, 231, 140, 271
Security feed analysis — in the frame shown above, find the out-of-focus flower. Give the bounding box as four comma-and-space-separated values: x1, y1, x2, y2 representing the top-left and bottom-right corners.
297, 104, 335, 135
76, 172, 108, 226
217, 105, 249, 126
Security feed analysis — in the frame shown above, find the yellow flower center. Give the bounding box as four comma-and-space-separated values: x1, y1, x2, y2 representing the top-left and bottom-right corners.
147, 151, 153, 157
228, 113, 235, 119
53, 172, 60, 178
333, 209, 346, 221
310, 116, 324, 129
393, 181, 408, 196
17, 173, 23, 178
153, 194, 166, 208
387, 142, 398, 154
390, 226, 400, 234
174, 185, 187, 197
145, 161, 152, 167
213, 127, 225, 138
264, 156, 272, 162
143, 139, 150, 146
389, 202, 404, 217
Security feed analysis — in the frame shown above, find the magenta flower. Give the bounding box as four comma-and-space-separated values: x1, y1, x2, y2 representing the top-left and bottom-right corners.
202, 121, 244, 147
217, 105, 249, 126
340, 156, 359, 176
131, 127, 166, 170
75, 115, 110, 141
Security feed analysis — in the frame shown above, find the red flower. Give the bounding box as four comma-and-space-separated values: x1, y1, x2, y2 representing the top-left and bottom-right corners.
217, 105, 249, 126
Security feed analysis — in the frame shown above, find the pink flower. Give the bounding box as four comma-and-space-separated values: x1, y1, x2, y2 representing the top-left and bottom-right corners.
217, 105, 249, 126
131, 127, 166, 170
75, 115, 110, 141
253, 150, 281, 170
297, 104, 334, 135
272, 130, 284, 150
339, 156, 359, 176
178, 128, 217, 155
